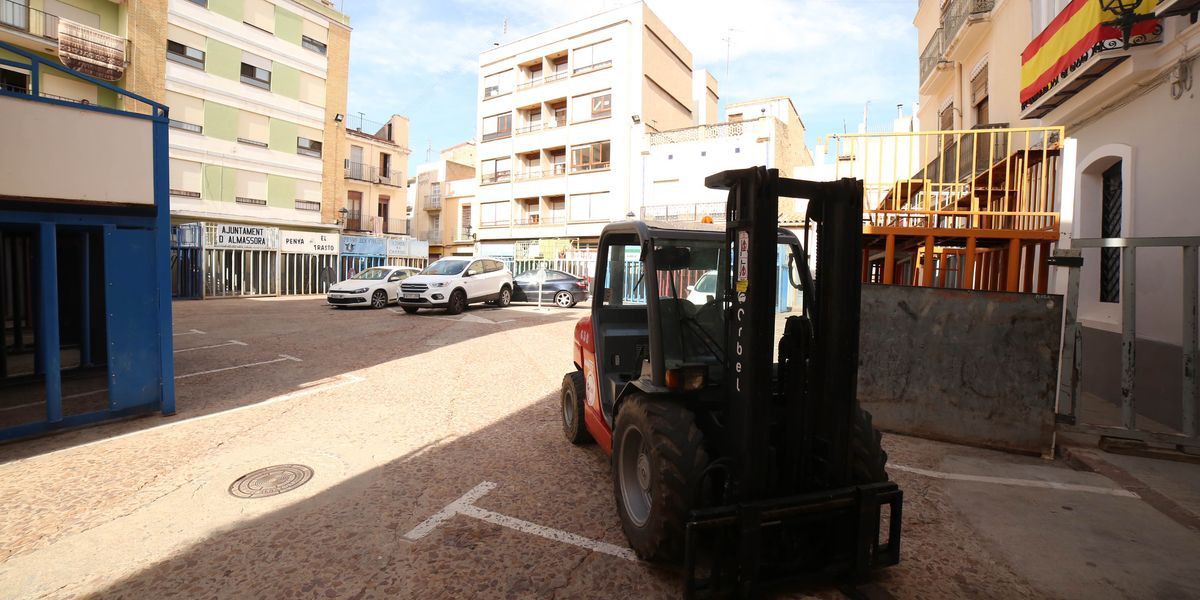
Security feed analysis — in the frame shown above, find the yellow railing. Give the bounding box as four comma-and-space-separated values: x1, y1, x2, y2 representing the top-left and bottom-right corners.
832, 126, 1065, 236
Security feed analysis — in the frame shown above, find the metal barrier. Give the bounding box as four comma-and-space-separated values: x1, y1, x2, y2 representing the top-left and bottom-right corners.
170, 224, 202, 299
1056, 236, 1200, 450
280, 253, 337, 295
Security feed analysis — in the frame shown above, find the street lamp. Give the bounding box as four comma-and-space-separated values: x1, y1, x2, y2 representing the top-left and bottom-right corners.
337, 207, 348, 228
1098, 0, 1153, 50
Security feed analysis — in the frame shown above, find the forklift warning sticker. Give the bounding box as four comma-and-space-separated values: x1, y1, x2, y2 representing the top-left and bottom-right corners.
736, 231, 749, 293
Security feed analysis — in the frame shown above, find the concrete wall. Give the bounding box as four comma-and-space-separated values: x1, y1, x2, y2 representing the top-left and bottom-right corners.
0, 96, 155, 205
640, 4, 694, 131
858, 284, 1063, 455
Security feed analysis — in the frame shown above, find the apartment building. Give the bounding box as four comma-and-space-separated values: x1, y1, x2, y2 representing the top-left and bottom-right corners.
343, 114, 410, 236
641, 97, 813, 223
472, 2, 716, 258
162, 0, 349, 232
410, 142, 477, 258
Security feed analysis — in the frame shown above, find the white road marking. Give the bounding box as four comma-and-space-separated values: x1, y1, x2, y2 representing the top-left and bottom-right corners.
172, 329, 206, 336
21, 373, 367, 460
58, 355, 307, 400
888, 463, 1140, 498
404, 481, 638, 561
173, 340, 247, 353
175, 354, 301, 380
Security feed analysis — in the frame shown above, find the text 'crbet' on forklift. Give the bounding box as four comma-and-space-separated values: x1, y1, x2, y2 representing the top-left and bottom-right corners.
560, 166, 902, 597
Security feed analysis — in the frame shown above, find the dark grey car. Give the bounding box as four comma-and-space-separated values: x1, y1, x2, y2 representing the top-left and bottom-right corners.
511, 269, 589, 307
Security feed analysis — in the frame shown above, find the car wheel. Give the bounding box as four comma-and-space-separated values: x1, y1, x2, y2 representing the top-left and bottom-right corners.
554, 290, 576, 308
446, 289, 466, 315
371, 290, 388, 309
496, 285, 511, 307
402, 306, 419, 314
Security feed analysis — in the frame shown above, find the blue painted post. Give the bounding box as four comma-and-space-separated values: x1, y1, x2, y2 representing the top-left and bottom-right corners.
79, 232, 91, 367
152, 118, 176, 415
36, 223, 62, 423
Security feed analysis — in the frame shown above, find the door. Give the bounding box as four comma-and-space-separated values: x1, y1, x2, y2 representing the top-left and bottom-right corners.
464, 260, 487, 300
104, 227, 162, 410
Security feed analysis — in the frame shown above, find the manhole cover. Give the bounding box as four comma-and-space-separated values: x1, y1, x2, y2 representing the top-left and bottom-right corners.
229, 464, 313, 499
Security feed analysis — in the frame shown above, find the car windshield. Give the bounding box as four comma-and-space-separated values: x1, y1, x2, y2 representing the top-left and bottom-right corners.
421, 259, 469, 276
351, 268, 390, 280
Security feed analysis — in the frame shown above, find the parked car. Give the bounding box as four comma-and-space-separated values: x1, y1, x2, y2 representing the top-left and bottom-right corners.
686, 270, 718, 304
398, 257, 513, 314
327, 266, 420, 309
512, 268, 589, 308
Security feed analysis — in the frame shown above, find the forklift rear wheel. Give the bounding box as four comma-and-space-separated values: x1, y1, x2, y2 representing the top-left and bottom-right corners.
613, 394, 707, 562
852, 407, 889, 483
561, 371, 592, 444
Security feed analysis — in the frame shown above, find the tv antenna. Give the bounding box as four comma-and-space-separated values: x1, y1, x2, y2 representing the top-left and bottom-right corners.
722, 29, 742, 79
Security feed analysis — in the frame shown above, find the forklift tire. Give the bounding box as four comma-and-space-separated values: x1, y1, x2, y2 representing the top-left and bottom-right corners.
561, 371, 592, 445
851, 407, 889, 484
612, 394, 707, 562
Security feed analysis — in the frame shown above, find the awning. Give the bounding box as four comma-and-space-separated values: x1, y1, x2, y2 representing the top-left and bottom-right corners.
58, 19, 126, 82
1020, 0, 1160, 109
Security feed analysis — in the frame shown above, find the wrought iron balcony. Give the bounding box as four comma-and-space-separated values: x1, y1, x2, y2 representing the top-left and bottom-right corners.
919, 27, 944, 86
425, 194, 441, 210
919, 0, 995, 86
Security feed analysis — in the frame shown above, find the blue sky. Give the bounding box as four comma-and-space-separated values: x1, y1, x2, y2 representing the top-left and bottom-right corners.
341, 0, 918, 164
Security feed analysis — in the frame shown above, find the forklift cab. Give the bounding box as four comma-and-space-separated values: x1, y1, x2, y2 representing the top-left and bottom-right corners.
589, 221, 810, 427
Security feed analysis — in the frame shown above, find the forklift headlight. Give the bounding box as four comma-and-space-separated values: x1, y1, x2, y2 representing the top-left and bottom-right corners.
666, 366, 707, 392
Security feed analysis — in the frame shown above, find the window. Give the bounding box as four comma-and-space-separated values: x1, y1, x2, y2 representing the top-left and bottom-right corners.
480, 157, 511, 184
483, 70, 512, 99
295, 200, 321, 211
939, 103, 954, 130
601, 243, 646, 306
549, 149, 566, 175
1100, 161, 1122, 303
0, 68, 28, 94
546, 197, 565, 223
571, 141, 610, 172
296, 179, 321, 210
297, 137, 322, 157
482, 112, 512, 142
234, 170, 268, 205
169, 158, 202, 197
299, 72, 325, 106
466, 261, 485, 276
526, 62, 542, 83
237, 111, 269, 147
573, 40, 612, 74
485, 259, 505, 273
166, 40, 205, 69
240, 62, 271, 90
243, 0, 275, 33
570, 191, 608, 221
165, 91, 203, 133
572, 90, 611, 122
480, 201, 510, 226
972, 64, 989, 126
185, 0, 207, 6
380, 153, 391, 178
302, 35, 327, 55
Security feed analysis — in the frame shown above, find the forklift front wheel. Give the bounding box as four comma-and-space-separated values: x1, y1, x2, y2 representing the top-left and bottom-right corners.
561, 371, 592, 445
612, 394, 707, 562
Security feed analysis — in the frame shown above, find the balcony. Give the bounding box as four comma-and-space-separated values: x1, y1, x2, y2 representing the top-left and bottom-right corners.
0, 0, 129, 82
513, 166, 566, 181
425, 194, 441, 210
641, 203, 725, 223
481, 171, 511, 185
345, 161, 400, 186
428, 231, 443, 245
343, 213, 405, 235
918, 0, 995, 87
646, 120, 757, 146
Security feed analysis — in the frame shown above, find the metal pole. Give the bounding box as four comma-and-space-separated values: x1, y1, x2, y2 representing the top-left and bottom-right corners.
1183, 245, 1198, 439
1121, 246, 1136, 430
36, 223, 62, 423
1055, 250, 1082, 423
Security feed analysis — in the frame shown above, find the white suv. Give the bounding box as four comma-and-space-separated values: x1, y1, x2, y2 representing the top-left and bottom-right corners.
398, 257, 514, 314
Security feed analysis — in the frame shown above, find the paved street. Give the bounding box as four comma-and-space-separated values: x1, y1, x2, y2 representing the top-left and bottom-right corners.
0, 298, 1198, 599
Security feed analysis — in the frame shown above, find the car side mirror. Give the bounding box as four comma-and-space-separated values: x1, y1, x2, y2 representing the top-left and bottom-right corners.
687, 285, 695, 292
388, 275, 401, 282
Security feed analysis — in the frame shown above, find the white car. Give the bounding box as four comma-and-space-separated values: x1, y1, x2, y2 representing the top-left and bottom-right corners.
687, 270, 719, 305
327, 266, 419, 309
398, 257, 514, 314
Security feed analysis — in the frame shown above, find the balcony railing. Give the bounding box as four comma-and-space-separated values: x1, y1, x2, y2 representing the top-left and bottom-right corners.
641, 203, 726, 223
481, 171, 511, 185
344, 213, 405, 234
1, 0, 60, 41
514, 215, 542, 226
425, 194, 441, 210
345, 162, 399, 186
428, 231, 443, 244
921, 0, 995, 85
646, 120, 751, 146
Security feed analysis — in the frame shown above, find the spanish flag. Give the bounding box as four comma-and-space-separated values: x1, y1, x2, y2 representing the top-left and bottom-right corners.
1020, 0, 1160, 106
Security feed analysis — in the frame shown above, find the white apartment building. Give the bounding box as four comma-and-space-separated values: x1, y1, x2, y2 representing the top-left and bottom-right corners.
472, 2, 718, 258
641, 97, 813, 222
164, 0, 348, 231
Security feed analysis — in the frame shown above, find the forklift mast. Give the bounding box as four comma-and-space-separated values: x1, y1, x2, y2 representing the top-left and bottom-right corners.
704, 166, 866, 500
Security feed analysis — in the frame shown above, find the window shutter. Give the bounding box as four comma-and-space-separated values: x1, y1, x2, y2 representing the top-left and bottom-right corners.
299, 72, 325, 106
238, 112, 270, 144
241, 51, 272, 71
972, 64, 988, 105
244, 0, 275, 32
169, 159, 203, 193
296, 179, 321, 202
168, 24, 206, 50
236, 171, 268, 199
301, 19, 327, 44
166, 91, 204, 125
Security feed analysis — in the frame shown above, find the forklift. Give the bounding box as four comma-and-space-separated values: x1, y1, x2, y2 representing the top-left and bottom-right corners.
560, 167, 902, 597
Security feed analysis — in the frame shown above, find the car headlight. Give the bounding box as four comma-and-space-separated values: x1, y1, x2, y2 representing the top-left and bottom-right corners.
351, 287, 369, 294
430, 282, 447, 288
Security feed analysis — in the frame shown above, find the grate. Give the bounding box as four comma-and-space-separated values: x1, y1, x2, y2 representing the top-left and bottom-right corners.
229, 464, 313, 499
